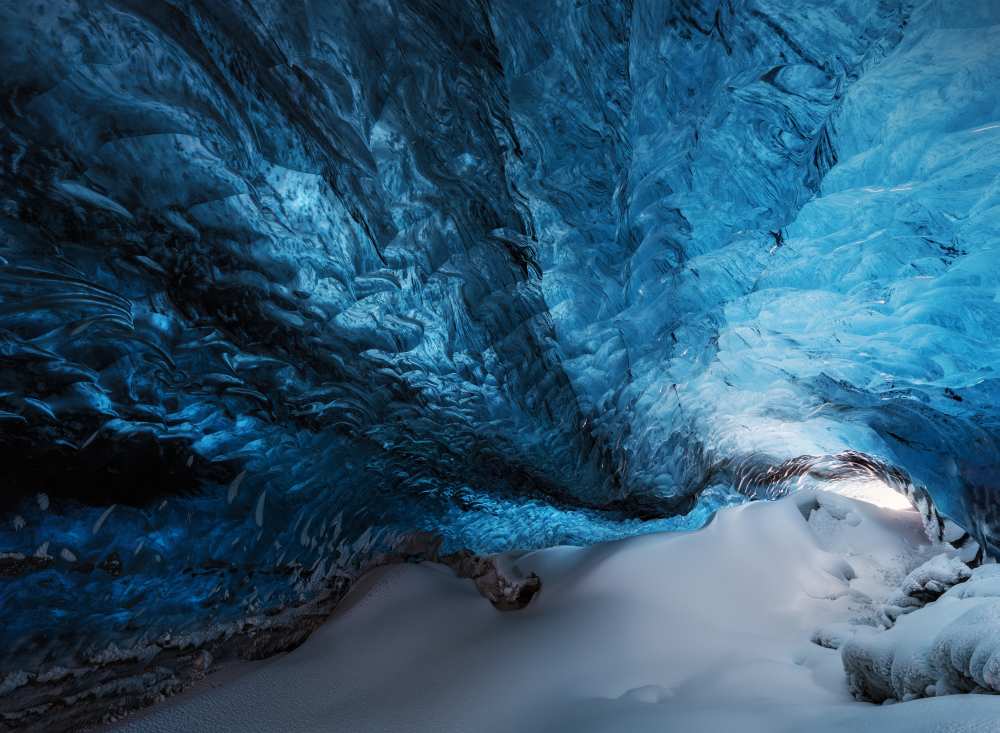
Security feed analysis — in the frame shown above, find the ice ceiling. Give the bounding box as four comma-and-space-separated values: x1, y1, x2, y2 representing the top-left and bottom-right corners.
1, 0, 998, 669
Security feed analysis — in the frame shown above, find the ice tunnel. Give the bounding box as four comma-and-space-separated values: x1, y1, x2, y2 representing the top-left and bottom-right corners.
1, 0, 999, 729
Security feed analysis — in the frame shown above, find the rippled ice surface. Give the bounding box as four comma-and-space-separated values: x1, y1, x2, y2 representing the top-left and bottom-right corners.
0, 0, 998, 669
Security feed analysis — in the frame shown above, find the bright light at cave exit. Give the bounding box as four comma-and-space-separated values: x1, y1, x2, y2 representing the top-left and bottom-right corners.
832, 478, 914, 511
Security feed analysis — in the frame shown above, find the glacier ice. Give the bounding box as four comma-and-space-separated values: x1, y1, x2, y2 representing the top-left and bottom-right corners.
0, 0, 998, 691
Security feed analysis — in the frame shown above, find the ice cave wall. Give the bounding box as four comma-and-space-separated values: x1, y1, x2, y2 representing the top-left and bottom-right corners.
0, 0, 998, 671
490, 0, 1000, 548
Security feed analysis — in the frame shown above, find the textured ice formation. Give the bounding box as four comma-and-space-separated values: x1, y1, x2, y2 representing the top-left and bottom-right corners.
0, 0, 998, 684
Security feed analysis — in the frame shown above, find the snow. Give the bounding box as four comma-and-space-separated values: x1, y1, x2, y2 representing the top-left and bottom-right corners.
877, 554, 973, 626
843, 563, 1000, 703
108, 491, 1000, 733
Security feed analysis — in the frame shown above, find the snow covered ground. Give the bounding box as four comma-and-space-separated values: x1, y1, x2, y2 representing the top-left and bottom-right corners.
110, 490, 1000, 733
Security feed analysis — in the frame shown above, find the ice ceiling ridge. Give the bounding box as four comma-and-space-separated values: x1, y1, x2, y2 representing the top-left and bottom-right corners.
0, 0, 998, 677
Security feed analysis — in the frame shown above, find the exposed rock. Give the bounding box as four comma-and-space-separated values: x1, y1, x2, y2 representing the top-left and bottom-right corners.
98, 553, 123, 578
0, 553, 52, 578
440, 549, 542, 611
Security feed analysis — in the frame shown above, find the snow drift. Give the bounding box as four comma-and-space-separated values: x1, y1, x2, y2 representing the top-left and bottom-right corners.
109, 491, 1000, 733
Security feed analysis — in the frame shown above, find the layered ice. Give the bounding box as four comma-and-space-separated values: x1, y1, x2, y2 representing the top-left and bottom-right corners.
0, 0, 998, 682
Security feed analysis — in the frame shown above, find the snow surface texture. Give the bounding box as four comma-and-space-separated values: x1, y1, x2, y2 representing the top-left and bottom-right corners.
109, 492, 1000, 733
843, 561, 1000, 702
1, 0, 998, 679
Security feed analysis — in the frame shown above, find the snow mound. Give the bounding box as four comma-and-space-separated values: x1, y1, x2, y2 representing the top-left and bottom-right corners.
843, 563, 1000, 702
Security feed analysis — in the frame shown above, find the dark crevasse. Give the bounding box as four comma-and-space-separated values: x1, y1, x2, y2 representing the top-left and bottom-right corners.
0, 0, 998, 685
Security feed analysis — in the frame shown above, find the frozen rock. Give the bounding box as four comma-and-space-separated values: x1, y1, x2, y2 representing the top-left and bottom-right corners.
843, 564, 1000, 702
440, 549, 542, 611
877, 554, 973, 626
393, 532, 542, 611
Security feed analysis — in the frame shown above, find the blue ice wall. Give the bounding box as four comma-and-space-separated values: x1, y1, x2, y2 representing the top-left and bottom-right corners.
492, 0, 1000, 550
0, 0, 998, 674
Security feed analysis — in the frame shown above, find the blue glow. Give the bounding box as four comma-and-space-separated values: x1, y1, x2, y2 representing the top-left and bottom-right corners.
0, 0, 998, 677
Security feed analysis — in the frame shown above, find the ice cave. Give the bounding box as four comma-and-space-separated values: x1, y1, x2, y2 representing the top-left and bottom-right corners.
1, 1, 1000, 731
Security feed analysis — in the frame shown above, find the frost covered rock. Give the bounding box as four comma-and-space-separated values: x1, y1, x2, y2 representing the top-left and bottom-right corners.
810, 622, 877, 651
877, 554, 973, 626
842, 564, 1000, 702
